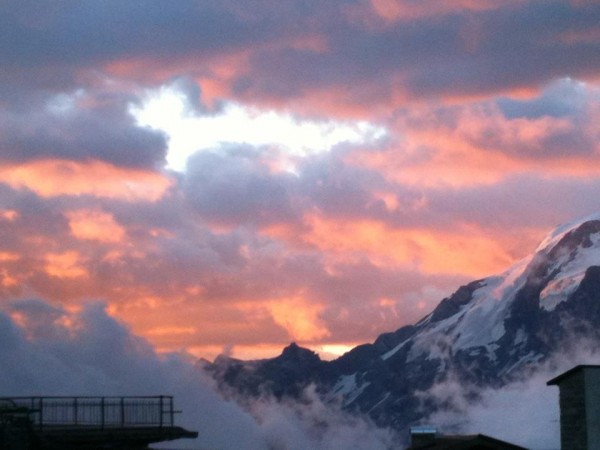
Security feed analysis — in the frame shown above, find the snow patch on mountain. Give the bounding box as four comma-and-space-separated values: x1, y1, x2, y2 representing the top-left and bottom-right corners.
329, 373, 370, 406
539, 232, 600, 310
540, 274, 585, 310
452, 259, 530, 350
398, 255, 532, 364
535, 211, 600, 253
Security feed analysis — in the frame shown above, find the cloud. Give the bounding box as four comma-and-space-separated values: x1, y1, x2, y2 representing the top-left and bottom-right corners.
418, 340, 600, 449
0, 0, 599, 364
66, 209, 126, 243
350, 79, 600, 191
247, 385, 396, 450
130, 79, 386, 172
4, 122, 600, 360
0, 87, 168, 169
418, 372, 560, 449
2, 1, 598, 113
0, 1, 269, 69
183, 147, 300, 227
0, 298, 397, 450
224, 1, 600, 109
0, 160, 172, 200
364, 0, 507, 21
0, 169, 475, 358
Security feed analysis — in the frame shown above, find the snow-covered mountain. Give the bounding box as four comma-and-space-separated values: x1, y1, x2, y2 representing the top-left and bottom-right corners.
206, 214, 600, 433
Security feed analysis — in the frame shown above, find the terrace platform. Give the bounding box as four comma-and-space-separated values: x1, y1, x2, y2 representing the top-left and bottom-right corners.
0, 396, 198, 449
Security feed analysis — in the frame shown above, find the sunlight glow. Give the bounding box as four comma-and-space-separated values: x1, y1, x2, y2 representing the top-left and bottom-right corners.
131, 86, 386, 172
317, 344, 356, 359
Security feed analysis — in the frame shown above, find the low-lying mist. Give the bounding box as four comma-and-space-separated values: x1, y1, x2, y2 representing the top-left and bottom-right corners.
417, 340, 600, 449
0, 299, 395, 450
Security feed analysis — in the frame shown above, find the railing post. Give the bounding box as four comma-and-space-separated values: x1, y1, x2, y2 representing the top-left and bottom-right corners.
73, 397, 78, 426
121, 397, 126, 427
159, 396, 163, 429
101, 397, 105, 430
4, 395, 180, 432
38, 398, 43, 431
29, 398, 36, 429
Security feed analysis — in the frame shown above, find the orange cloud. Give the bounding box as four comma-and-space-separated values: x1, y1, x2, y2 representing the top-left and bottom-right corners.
44, 251, 88, 279
350, 141, 517, 189
350, 101, 600, 188
0, 252, 19, 262
558, 28, 600, 45
1, 273, 18, 288
364, 0, 508, 22
303, 214, 514, 278
67, 209, 126, 243
266, 296, 331, 342
145, 326, 197, 337
0, 210, 19, 221
102, 285, 333, 360
0, 160, 172, 201
0, 253, 19, 288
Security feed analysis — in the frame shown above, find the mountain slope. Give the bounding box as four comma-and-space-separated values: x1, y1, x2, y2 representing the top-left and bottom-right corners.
206, 214, 600, 433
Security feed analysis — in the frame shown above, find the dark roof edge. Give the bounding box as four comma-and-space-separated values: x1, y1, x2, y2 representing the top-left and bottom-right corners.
475, 433, 528, 449
547, 365, 600, 386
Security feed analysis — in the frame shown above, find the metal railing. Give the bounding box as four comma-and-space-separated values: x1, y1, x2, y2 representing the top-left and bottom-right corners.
0, 396, 177, 430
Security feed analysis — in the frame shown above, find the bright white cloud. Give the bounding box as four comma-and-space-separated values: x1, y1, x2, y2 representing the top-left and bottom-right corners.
131, 86, 386, 172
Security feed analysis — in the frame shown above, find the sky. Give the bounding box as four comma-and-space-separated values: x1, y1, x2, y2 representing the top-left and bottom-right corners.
1, 0, 600, 362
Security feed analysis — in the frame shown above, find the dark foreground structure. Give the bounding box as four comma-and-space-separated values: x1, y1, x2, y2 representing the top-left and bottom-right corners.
406, 427, 527, 450
548, 365, 600, 450
0, 396, 198, 449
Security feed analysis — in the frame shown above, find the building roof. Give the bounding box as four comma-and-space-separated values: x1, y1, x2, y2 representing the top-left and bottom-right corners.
547, 365, 600, 386
407, 433, 527, 450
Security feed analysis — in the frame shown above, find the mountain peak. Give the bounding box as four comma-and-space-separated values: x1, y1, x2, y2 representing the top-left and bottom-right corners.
279, 342, 321, 363
536, 212, 600, 253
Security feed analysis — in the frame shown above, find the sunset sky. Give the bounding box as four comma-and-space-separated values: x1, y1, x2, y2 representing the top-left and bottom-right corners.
1, 0, 600, 361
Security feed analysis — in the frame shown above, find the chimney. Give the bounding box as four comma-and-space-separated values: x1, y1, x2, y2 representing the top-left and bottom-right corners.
547, 365, 600, 450
409, 426, 437, 448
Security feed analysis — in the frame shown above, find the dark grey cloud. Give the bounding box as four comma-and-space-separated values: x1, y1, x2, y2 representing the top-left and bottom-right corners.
2, 0, 597, 109
497, 79, 590, 120
401, 1, 600, 98
0, 0, 288, 120
0, 89, 167, 168
183, 147, 300, 227
299, 150, 390, 217
228, 1, 600, 105
0, 1, 267, 67
182, 143, 411, 231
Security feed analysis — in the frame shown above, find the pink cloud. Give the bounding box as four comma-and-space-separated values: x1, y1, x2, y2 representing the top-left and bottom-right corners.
0, 160, 172, 201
